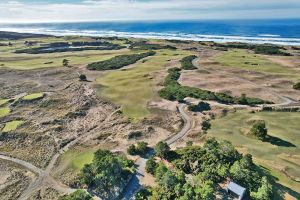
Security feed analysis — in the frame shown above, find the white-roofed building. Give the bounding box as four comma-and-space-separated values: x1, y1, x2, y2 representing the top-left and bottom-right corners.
226, 181, 246, 200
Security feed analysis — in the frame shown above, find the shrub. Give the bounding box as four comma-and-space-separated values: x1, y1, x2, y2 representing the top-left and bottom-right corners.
249, 121, 268, 140
136, 141, 148, 155
145, 157, 158, 175
188, 101, 211, 112
59, 190, 92, 200
155, 141, 170, 159
87, 51, 156, 70
180, 55, 197, 70
79, 74, 87, 81
293, 82, 300, 90
201, 120, 211, 131
127, 144, 137, 155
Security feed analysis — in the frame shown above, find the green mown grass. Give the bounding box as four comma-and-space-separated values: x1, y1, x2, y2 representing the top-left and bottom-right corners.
214, 49, 300, 81
96, 49, 190, 122
60, 149, 96, 171
2, 120, 23, 132
208, 111, 300, 193
0, 99, 10, 106
23, 93, 44, 101
0, 107, 10, 117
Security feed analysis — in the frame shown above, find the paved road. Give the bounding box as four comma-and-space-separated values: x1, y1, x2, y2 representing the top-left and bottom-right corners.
121, 103, 191, 200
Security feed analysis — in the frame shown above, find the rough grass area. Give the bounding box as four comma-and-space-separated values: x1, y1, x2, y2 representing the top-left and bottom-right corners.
208, 111, 300, 193
214, 49, 300, 80
2, 120, 24, 132
96, 49, 190, 122
23, 93, 44, 101
0, 107, 10, 117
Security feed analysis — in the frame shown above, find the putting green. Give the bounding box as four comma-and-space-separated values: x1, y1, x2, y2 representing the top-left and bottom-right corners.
2, 120, 24, 132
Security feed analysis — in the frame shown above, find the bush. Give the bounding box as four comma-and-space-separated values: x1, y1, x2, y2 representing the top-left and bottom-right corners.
180, 55, 197, 70
79, 74, 87, 81
293, 82, 300, 90
145, 157, 158, 175
135, 187, 152, 200
155, 141, 170, 159
59, 190, 92, 200
249, 121, 268, 140
188, 101, 211, 112
127, 144, 137, 155
87, 51, 156, 70
201, 120, 211, 131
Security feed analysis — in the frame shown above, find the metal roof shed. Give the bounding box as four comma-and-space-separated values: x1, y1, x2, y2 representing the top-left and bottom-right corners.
226, 181, 246, 200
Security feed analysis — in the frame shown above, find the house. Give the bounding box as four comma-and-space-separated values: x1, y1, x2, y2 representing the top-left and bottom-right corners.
226, 181, 246, 200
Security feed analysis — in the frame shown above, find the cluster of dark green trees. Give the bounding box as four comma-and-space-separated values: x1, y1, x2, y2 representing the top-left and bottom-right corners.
158, 67, 271, 105
188, 101, 211, 112
127, 141, 149, 156
293, 82, 300, 90
15, 41, 124, 54
79, 149, 134, 199
59, 190, 92, 200
129, 41, 176, 50
87, 51, 156, 70
180, 55, 197, 70
139, 138, 273, 200
211, 42, 290, 56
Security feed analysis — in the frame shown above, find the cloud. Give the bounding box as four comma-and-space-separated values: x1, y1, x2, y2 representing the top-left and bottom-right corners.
0, 0, 299, 23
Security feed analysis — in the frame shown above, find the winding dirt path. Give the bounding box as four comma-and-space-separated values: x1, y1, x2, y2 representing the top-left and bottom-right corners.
121, 103, 191, 200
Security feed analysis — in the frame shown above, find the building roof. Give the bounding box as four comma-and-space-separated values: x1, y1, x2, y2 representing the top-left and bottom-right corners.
227, 181, 246, 197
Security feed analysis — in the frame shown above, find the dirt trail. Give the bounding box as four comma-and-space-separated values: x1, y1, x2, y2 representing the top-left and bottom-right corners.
121, 104, 191, 200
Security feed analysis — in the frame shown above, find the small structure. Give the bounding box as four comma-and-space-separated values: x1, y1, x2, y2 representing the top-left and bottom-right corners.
226, 181, 246, 200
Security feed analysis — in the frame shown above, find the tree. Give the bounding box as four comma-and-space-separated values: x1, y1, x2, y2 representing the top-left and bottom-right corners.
293, 82, 300, 90
145, 157, 158, 175
135, 187, 152, 200
188, 101, 211, 112
201, 120, 211, 131
127, 144, 136, 155
251, 176, 273, 200
136, 141, 148, 155
79, 74, 87, 81
63, 59, 69, 67
155, 141, 170, 159
59, 190, 92, 200
249, 121, 268, 140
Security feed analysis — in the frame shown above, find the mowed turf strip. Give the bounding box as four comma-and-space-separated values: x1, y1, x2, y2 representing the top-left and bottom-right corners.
208, 110, 300, 193
96, 49, 190, 121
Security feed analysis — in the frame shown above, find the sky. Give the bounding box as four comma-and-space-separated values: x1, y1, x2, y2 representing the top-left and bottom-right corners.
0, 0, 300, 23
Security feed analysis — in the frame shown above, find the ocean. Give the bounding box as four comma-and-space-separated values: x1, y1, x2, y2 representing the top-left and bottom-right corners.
1, 19, 300, 45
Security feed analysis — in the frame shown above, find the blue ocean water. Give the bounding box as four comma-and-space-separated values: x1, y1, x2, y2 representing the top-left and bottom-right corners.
1, 19, 300, 45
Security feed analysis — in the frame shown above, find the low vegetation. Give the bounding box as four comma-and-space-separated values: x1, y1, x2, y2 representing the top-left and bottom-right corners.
0, 107, 10, 117
87, 51, 156, 70
249, 120, 268, 140
23, 93, 45, 101
127, 141, 149, 156
293, 82, 300, 90
2, 120, 24, 132
159, 67, 271, 105
188, 101, 211, 112
129, 41, 176, 50
140, 139, 273, 200
59, 190, 92, 200
180, 55, 197, 70
80, 149, 134, 199
212, 42, 290, 56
